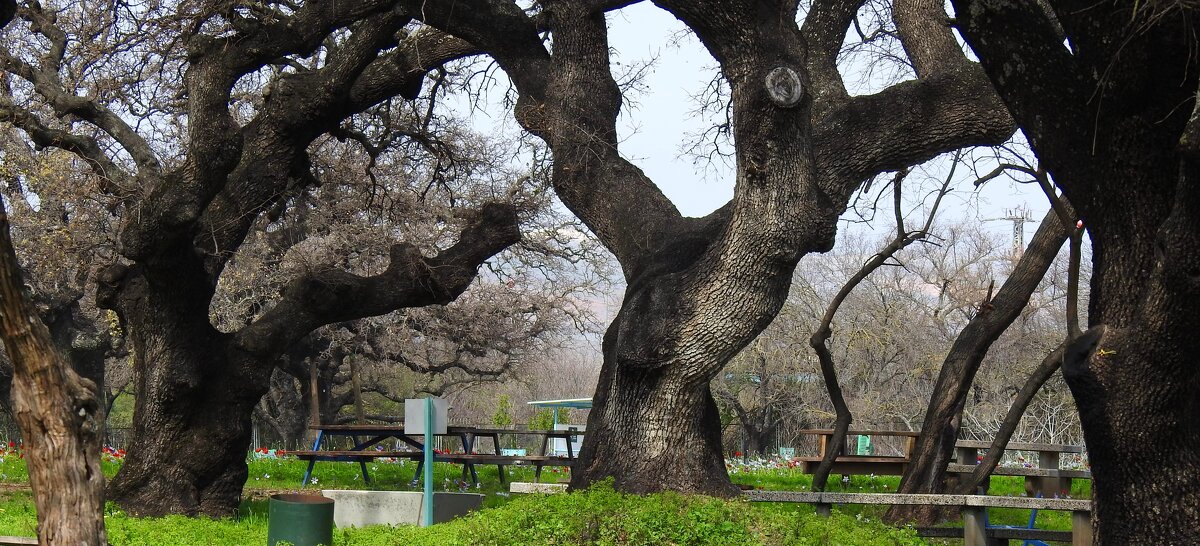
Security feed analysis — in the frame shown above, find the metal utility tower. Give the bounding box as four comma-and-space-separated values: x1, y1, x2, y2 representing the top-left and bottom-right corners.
984, 206, 1036, 257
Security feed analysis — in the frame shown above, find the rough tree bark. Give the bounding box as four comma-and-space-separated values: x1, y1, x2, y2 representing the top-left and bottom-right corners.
1, 2, 518, 516
0, 193, 107, 543
948, 1, 1200, 541
887, 207, 1068, 523
403, 0, 1013, 495
0, 294, 112, 416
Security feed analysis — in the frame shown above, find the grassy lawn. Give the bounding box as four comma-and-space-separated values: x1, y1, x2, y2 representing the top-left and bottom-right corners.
0, 453, 1090, 545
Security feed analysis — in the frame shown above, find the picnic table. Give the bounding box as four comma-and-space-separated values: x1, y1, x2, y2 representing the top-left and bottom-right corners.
793, 429, 920, 475
291, 424, 581, 486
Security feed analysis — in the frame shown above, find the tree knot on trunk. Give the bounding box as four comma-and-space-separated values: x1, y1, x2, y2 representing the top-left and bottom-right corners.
94, 263, 130, 309
1062, 325, 1108, 383
764, 66, 805, 108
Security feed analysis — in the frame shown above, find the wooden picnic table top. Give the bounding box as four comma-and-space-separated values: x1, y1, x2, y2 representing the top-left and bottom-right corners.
797, 429, 921, 437
308, 423, 408, 432
451, 427, 580, 436
308, 424, 581, 436
946, 463, 1091, 478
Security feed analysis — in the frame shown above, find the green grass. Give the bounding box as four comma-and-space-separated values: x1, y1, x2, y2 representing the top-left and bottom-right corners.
0, 455, 1091, 545
0, 481, 929, 546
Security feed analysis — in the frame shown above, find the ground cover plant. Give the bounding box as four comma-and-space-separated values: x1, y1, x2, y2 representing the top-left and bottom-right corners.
0, 481, 929, 546
0, 453, 1088, 544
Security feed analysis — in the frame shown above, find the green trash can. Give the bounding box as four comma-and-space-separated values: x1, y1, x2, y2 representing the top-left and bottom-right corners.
267, 493, 335, 546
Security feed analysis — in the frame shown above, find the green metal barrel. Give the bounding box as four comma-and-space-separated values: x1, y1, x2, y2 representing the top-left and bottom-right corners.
267, 493, 335, 546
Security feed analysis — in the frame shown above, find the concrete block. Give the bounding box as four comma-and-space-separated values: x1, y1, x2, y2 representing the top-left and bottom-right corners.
509, 482, 567, 494
320, 490, 483, 527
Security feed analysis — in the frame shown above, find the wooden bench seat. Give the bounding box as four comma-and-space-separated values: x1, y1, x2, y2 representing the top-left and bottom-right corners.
434, 453, 575, 481
437, 453, 574, 466
292, 450, 575, 466
294, 448, 577, 486
948, 463, 1090, 497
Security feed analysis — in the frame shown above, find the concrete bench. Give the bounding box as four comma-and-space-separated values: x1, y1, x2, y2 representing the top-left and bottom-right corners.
319, 490, 483, 526
954, 440, 1085, 453
744, 491, 1091, 546
953, 441, 1088, 496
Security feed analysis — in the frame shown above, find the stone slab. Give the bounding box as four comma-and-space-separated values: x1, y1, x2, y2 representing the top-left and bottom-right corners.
320, 490, 483, 527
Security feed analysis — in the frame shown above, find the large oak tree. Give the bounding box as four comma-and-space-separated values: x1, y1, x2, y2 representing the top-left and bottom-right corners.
398, 0, 1013, 495
946, 1, 1200, 542
1, 1, 522, 516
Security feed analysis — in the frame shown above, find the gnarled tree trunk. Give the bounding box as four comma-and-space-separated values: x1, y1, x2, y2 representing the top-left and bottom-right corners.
0, 192, 106, 544
404, 0, 1013, 495
577, 334, 736, 495
97, 204, 517, 517
950, 1, 1200, 541
96, 260, 270, 516
1, 1, 509, 518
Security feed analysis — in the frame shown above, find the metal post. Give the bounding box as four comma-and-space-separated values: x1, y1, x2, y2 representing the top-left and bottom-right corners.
423, 396, 434, 527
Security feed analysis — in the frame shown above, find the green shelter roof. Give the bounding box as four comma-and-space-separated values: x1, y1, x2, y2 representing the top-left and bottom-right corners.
527, 398, 593, 409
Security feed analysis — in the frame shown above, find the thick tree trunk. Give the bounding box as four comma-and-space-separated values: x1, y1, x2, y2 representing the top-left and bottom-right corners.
948, 2, 1200, 540
1057, 162, 1200, 543
98, 263, 271, 517
105, 357, 264, 517
0, 193, 107, 545
887, 210, 1067, 524
571, 326, 738, 496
